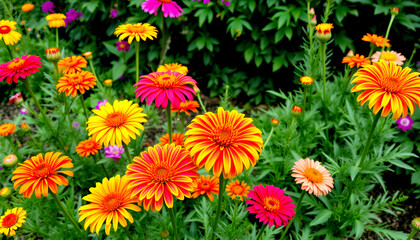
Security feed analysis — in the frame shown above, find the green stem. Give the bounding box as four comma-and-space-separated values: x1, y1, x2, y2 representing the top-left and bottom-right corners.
80, 94, 89, 122
166, 102, 173, 144
92, 155, 110, 178
180, 112, 186, 134
263, 127, 275, 149
407, 229, 419, 240
279, 191, 305, 240
368, 45, 375, 58
197, 94, 207, 113
233, 200, 239, 222
67, 111, 78, 143
28, 131, 43, 151
2, 39, 13, 60
123, 143, 133, 164
168, 206, 179, 240
256, 224, 268, 240
1, 0, 14, 21
6, 135, 18, 156
223, 85, 229, 109
406, 47, 416, 67
55, 28, 59, 48
135, 41, 139, 82
302, 87, 308, 117
160, 12, 166, 64
53, 61, 60, 81
344, 68, 357, 92
359, 112, 381, 166
21, 225, 51, 238
123, 225, 134, 240
378, 15, 396, 61
320, 42, 327, 103
22, 103, 39, 118
307, 1, 313, 56
88, 59, 99, 82
210, 176, 225, 240
323, 0, 332, 23
51, 192, 82, 235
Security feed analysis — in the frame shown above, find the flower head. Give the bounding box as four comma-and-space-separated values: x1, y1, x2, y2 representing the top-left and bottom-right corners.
21, 3, 34, 12
342, 54, 371, 68
56, 71, 97, 97
291, 106, 302, 116
0, 55, 42, 84
82, 52, 92, 59
246, 185, 295, 228
300, 76, 313, 86
21, 122, 29, 132
226, 180, 250, 201
371, 50, 406, 66
78, 175, 141, 235
291, 158, 334, 196
157, 63, 188, 75
171, 100, 199, 115
73, 122, 80, 129
185, 107, 263, 179
46, 47, 61, 62
271, 119, 279, 127
64, 9, 83, 27
12, 152, 73, 198
20, 108, 28, 115
135, 71, 197, 108
0, 123, 15, 137
3, 154, 18, 167
0, 187, 12, 198
159, 133, 185, 147
114, 22, 158, 44
58, 56, 88, 74
8, 92, 23, 105
362, 33, 390, 48
42, 1, 55, 13
116, 41, 130, 52
142, 0, 183, 18
46, 13, 67, 28
110, 8, 119, 19
396, 116, 414, 131
391, 7, 399, 16
105, 145, 124, 161
126, 144, 199, 211
87, 100, 147, 147
0, 20, 22, 46
315, 23, 333, 42
412, 217, 420, 231
76, 138, 102, 157
95, 99, 108, 110
351, 60, 420, 119
0, 207, 26, 236
192, 175, 219, 201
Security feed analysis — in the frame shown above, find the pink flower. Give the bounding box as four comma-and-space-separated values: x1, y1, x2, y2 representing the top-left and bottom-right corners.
110, 8, 118, 19
142, 0, 183, 18
0, 55, 42, 84
9, 92, 23, 105
105, 145, 124, 161
246, 185, 295, 228
20, 108, 28, 115
95, 99, 108, 110
116, 41, 130, 52
396, 116, 414, 131
371, 50, 406, 66
73, 122, 80, 129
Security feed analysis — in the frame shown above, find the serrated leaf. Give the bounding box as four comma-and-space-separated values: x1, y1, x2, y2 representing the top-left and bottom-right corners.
310, 210, 332, 226
349, 166, 360, 181
389, 160, 415, 171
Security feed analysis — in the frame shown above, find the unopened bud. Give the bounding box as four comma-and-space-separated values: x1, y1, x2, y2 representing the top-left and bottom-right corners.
104, 79, 113, 87
300, 76, 313, 86
3, 154, 18, 167
391, 7, 399, 16
46, 47, 61, 62
315, 23, 333, 42
83, 52, 92, 60
21, 122, 30, 132
0, 187, 12, 198
310, 15, 317, 26
412, 217, 420, 231
347, 50, 354, 57
9, 92, 23, 105
291, 106, 302, 117
193, 85, 200, 95
309, 8, 315, 17
271, 119, 279, 127
161, 230, 170, 239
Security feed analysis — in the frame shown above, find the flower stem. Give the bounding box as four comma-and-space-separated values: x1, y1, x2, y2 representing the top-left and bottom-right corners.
66, 109, 78, 143
21, 225, 51, 238
2, 39, 13, 60
53, 61, 60, 81
88, 59, 99, 82
263, 127, 274, 149
368, 44, 375, 58
160, 12, 166, 64
166, 102, 173, 144
50, 192, 82, 235
359, 112, 381, 166
279, 191, 305, 240
307, 1, 313, 56
168, 205, 179, 240
256, 224, 268, 240
210, 176, 225, 240
123, 225, 134, 240
123, 143, 133, 164
28, 131, 43, 151
135, 41, 140, 83
323, 0, 333, 23
80, 94, 89, 122
197, 94, 207, 113
22, 103, 39, 118
406, 46, 416, 67
302, 87, 308, 117
407, 229, 419, 240
55, 27, 59, 48
180, 112, 186, 133
378, 15, 396, 61
92, 154, 110, 178
320, 42, 327, 103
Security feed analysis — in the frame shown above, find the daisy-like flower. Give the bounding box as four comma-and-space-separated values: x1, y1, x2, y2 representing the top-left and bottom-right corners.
291, 158, 334, 196
126, 144, 198, 211
157, 63, 188, 75
396, 116, 414, 131
362, 33, 390, 48
105, 145, 124, 161
114, 22, 158, 44
371, 50, 406, 66
171, 100, 200, 115
46, 13, 67, 28
0, 55, 42, 84
116, 41, 130, 52
86, 99, 147, 147
0, 207, 26, 236
11, 152, 73, 198
42, 1, 55, 13
21, 3, 34, 12
226, 180, 250, 201
95, 99, 108, 110
314, 23, 333, 42
78, 175, 141, 235
185, 107, 263, 179
56, 71, 97, 97
191, 175, 219, 201
76, 138, 102, 157
135, 71, 197, 108
0, 123, 16, 136
142, 0, 183, 18
0, 20, 22, 46
246, 185, 295, 228
110, 8, 119, 19
159, 133, 185, 147
342, 54, 371, 68
351, 60, 420, 119
58, 56, 88, 74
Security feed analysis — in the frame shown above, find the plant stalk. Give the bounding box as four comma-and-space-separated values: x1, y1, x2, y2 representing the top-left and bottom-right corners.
166, 103, 173, 144
180, 112, 186, 133
55, 27, 59, 48
92, 154, 110, 178
123, 143, 133, 164
2, 39, 13, 60
279, 191, 305, 240
168, 206, 179, 240
80, 94, 89, 122
51, 192, 82, 235
359, 112, 381, 166
256, 224, 268, 240
21, 225, 51, 238
160, 12, 166, 64
407, 229, 419, 240
378, 15, 396, 61
210, 176, 225, 240
320, 42, 327, 103
263, 127, 275, 149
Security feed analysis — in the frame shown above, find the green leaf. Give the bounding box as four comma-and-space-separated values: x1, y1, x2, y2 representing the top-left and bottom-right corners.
244, 48, 254, 63
103, 42, 120, 57
262, 22, 277, 31
310, 210, 332, 226
255, 56, 263, 67
285, 27, 293, 40
194, 8, 213, 28
277, 12, 290, 29
389, 160, 415, 171
411, 171, 420, 185
82, 0, 99, 13
112, 61, 126, 80
274, 30, 285, 43
349, 166, 360, 181
248, 0, 256, 13
260, 37, 269, 50
128, 0, 143, 7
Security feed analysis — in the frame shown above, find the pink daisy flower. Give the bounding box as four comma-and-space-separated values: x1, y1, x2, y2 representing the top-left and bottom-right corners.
246, 185, 296, 228
141, 0, 183, 18
134, 71, 196, 108
0, 55, 42, 84
371, 50, 406, 66
396, 116, 414, 131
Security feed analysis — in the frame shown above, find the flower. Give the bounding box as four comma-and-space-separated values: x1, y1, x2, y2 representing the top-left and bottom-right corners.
116, 41, 130, 52
126, 144, 198, 211
362, 33, 390, 48
56, 71, 97, 97
73, 122, 80, 129
64, 9, 82, 27
78, 175, 141, 235
0, 123, 15, 136
291, 158, 334, 196
271, 119, 279, 127
291, 106, 302, 116
0, 55, 42, 84
21, 122, 29, 132
42, 1, 55, 13
20, 108, 28, 115
0, 20, 22, 46
226, 180, 250, 201
342, 54, 371, 68
185, 107, 263, 179
114, 22, 158, 44
110, 8, 118, 19
171, 100, 199, 115
3, 154, 18, 167
21, 3, 34, 12
396, 116, 414, 131
58, 56, 88, 74
76, 138, 102, 157
105, 145, 124, 161
246, 185, 295, 228
315, 23, 333, 42
142, 0, 183, 18
46, 47, 61, 62
82, 52, 92, 59
8, 92, 23, 105
159, 133, 185, 147
412, 217, 420, 231
391, 7, 399, 16
12, 152, 73, 198
0, 187, 12, 198
300, 76, 314, 86
104, 79, 113, 87
157, 63, 188, 75
87, 100, 147, 147
191, 175, 219, 201
95, 99, 108, 110
371, 50, 406, 66
351, 60, 420, 119
0, 207, 26, 236
46, 13, 67, 28
135, 71, 197, 108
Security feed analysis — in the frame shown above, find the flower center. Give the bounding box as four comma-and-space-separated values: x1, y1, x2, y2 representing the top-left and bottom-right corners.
381, 52, 398, 61
132, 25, 146, 33
152, 166, 173, 183
0, 25, 11, 34
232, 185, 243, 194
85, 142, 94, 148
158, 0, 172, 3
200, 182, 210, 190
381, 76, 401, 93
154, 74, 177, 90
70, 76, 84, 86
304, 168, 323, 183
211, 127, 237, 148
103, 194, 122, 212
400, 118, 409, 126
33, 164, 51, 178
114, 151, 120, 154
3, 155, 14, 163
7, 59, 25, 70
2, 213, 17, 228
105, 112, 126, 128
263, 197, 281, 212
119, 44, 126, 49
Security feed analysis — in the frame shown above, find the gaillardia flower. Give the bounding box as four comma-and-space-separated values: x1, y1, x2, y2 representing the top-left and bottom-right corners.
0, 20, 22, 45
86, 100, 147, 147
78, 175, 141, 235
0, 55, 42, 84
291, 158, 334, 196
314, 23, 333, 42
0, 207, 26, 236
126, 144, 198, 211
191, 175, 219, 201
56, 71, 97, 97
226, 180, 250, 201
171, 100, 200, 115
45, 13, 67, 28
135, 71, 197, 108
362, 33, 390, 48
157, 63, 188, 75
114, 22, 158, 44
142, 0, 183, 18
351, 60, 420, 119
371, 50, 406, 66
0, 123, 16, 136
76, 138, 102, 157
12, 152, 73, 198
342, 54, 371, 68
185, 107, 263, 179
58, 56, 88, 74
159, 133, 185, 147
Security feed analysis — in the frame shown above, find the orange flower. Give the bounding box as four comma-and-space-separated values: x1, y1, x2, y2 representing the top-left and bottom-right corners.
45, 13, 66, 28
21, 3, 34, 12
291, 158, 334, 196
191, 175, 219, 201
159, 133, 185, 147
342, 54, 371, 68
226, 180, 250, 201
157, 63, 188, 75
351, 60, 420, 119
0, 123, 15, 136
291, 106, 302, 116
126, 144, 198, 211
185, 107, 263, 179
56, 71, 97, 97
11, 152, 73, 198
58, 56, 88, 74
21, 122, 29, 131
300, 76, 313, 86
362, 33, 390, 48
171, 100, 200, 115
314, 23, 333, 34
76, 138, 102, 157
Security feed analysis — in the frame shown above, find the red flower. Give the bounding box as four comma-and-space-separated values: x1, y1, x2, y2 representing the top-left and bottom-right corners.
0, 55, 42, 84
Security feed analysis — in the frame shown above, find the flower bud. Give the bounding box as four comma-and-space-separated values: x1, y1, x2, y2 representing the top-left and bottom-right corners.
300, 76, 313, 86
391, 7, 399, 16
193, 85, 201, 95
161, 230, 170, 239
0, 187, 12, 198
9, 92, 23, 105
291, 106, 302, 117
347, 50, 354, 57
271, 119, 279, 127
83, 51, 92, 60
46, 47, 61, 62
310, 15, 317, 26
315, 23, 333, 43
309, 8, 315, 17
3, 154, 18, 167
21, 122, 30, 132
104, 79, 113, 87
412, 217, 420, 231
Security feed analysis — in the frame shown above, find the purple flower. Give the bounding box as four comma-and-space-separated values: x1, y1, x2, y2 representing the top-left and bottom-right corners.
105, 145, 124, 161
20, 108, 28, 115
95, 99, 108, 110
73, 122, 80, 129
110, 8, 118, 19
64, 9, 83, 27
42, 1, 55, 13
116, 41, 130, 52
396, 116, 414, 131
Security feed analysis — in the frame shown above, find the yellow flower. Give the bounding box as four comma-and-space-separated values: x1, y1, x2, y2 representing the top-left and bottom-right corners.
157, 63, 188, 75
45, 13, 66, 28
0, 20, 22, 46
0, 207, 27, 236
114, 23, 158, 44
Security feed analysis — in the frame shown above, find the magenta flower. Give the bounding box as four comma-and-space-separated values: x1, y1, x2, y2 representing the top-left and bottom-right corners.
246, 185, 295, 228
142, 0, 183, 18
105, 145, 124, 161
396, 116, 414, 131
73, 122, 80, 129
95, 99, 108, 110
116, 41, 130, 52
9, 92, 22, 105
42, 1, 55, 13
110, 8, 119, 19
64, 9, 83, 27
20, 108, 28, 115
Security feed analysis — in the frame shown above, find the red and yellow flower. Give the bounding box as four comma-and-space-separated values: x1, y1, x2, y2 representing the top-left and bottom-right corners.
342, 54, 371, 68
226, 180, 250, 201
56, 71, 97, 97
191, 175, 219, 201
0, 207, 26, 236
0, 55, 42, 84
76, 138, 102, 157
0, 123, 15, 136
0, 20, 22, 45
